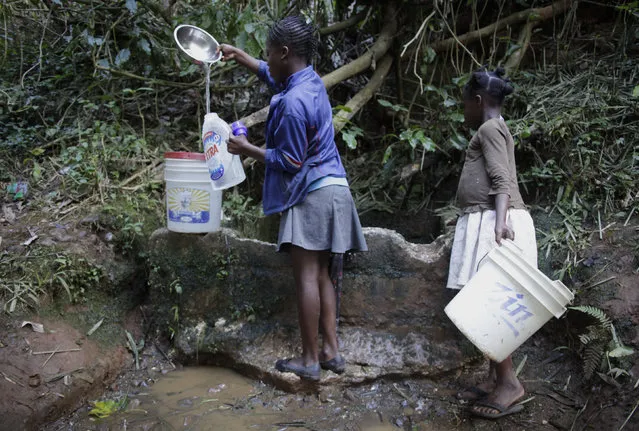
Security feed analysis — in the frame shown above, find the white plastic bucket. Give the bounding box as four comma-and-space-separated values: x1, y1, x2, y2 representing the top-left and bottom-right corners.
444, 240, 574, 362
164, 152, 222, 233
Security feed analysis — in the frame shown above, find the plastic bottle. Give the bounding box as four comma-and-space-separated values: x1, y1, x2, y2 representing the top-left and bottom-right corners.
202, 113, 246, 190
231, 121, 248, 137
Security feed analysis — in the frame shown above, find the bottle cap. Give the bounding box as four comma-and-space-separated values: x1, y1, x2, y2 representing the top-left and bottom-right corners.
231, 121, 248, 137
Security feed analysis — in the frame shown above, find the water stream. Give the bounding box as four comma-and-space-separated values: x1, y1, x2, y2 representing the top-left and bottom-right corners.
204, 62, 211, 115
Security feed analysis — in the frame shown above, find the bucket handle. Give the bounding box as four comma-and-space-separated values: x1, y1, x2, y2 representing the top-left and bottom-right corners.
476, 251, 490, 271
475, 239, 520, 271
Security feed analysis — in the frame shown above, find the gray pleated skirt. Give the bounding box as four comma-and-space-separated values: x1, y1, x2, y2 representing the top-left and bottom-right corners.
277, 185, 368, 253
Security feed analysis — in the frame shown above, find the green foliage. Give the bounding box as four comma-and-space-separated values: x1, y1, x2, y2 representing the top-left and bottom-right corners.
89, 397, 128, 418
125, 330, 144, 370
53, 254, 104, 304
570, 306, 635, 380
0, 281, 44, 313
0, 246, 105, 311
507, 55, 639, 278
341, 124, 364, 150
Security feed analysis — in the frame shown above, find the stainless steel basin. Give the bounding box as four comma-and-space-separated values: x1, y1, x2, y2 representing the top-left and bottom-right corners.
174, 25, 221, 64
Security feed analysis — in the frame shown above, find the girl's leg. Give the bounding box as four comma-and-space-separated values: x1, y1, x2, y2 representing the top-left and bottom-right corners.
317, 251, 339, 361
457, 360, 497, 400
471, 356, 525, 415
289, 245, 322, 366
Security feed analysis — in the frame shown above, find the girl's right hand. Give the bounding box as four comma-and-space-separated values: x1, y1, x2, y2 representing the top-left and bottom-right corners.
495, 222, 515, 245
218, 44, 241, 62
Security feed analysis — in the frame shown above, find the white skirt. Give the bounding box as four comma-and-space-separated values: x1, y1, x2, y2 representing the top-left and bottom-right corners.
446, 209, 538, 290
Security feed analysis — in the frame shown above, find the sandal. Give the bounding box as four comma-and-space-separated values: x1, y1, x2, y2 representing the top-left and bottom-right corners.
275, 358, 321, 381
320, 355, 346, 374
470, 399, 524, 419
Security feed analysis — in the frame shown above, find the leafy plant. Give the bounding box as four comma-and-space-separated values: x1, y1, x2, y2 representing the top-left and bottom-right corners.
53, 254, 103, 304
570, 306, 635, 380
125, 330, 144, 370
89, 397, 128, 418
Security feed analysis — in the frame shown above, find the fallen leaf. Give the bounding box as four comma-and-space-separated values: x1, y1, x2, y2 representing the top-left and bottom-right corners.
2, 205, 16, 224
86, 318, 104, 336
89, 400, 120, 418
21, 321, 45, 333
22, 234, 39, 246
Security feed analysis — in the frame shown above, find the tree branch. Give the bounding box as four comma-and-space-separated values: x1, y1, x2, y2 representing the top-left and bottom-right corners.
333, 55, 394, 134
429, 0, 572, 53
239, 2, 398, 129
505, 21, 535, 71
319, 8, 369, 36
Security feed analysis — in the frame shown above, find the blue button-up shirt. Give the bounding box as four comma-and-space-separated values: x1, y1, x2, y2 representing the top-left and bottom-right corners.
257, 61, 346, 215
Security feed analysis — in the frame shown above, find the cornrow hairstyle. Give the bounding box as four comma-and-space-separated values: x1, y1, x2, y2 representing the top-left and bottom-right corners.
268, 16, 318, 64
463, 65, 514, 104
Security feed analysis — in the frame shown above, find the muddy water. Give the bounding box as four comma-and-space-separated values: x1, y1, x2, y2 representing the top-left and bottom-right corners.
68, 367, 397, 431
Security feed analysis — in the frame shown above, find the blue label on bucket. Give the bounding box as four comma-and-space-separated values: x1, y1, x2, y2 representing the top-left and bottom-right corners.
488, 282, 534, 338
167, 188, 210, 224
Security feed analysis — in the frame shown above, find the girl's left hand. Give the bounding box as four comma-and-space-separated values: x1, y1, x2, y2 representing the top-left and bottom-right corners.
228, 134, 250, 155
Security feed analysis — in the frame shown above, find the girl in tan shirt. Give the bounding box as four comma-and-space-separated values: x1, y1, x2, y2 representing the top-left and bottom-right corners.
449, 67, 537, 419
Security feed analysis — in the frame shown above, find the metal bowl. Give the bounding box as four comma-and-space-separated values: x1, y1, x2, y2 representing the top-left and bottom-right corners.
174, 25, 221, 64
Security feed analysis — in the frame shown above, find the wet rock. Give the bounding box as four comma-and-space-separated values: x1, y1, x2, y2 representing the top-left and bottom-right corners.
343, 389, 358, 402
127, 398, 141, 410
177, 397, 196, 408
148, 228, 478, 392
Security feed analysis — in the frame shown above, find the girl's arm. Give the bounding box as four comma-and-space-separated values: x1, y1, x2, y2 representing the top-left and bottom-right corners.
228, 134, 265, 163
218, 44, 280, 91
480, 126, 515, 245
494, 193, 515, 245
218, 44, 260, 74
228, 114, 306, 171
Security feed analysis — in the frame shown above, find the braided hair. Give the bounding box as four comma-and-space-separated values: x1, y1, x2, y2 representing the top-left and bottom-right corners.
463, 66, 514, 105
268, 16, 318, 64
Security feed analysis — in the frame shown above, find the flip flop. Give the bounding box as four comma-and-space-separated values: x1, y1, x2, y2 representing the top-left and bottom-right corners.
275, 358, 321, 381
456, 386, 490, 401
470, 399, 524, 419
320, 355, 346, 374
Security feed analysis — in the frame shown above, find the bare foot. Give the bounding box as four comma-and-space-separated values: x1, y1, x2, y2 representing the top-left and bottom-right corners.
471, 380, 525, 417
456, 379, 497, 401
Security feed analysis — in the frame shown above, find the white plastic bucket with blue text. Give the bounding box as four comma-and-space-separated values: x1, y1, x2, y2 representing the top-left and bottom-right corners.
444, 240, 574, 362
164, 152, 222, 233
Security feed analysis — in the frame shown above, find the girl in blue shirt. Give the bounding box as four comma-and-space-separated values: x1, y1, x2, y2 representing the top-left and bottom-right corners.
220, 16, 367, 381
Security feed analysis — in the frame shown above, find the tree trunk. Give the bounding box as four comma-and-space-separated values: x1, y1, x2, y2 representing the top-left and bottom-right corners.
333, 55, 394, 134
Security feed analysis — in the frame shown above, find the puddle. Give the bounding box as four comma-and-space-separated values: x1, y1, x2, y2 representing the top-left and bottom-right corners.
56, 366, 399, 431
70, 367, 310, 430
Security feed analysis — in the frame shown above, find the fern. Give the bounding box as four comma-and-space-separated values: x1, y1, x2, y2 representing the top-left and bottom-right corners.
570, 306, 613, 380
569, 305, 612, 329
583, 340, 606, 379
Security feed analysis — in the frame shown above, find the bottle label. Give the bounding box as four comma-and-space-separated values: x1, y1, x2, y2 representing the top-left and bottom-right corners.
203, 131, 225, 180
167, 187, 210, 224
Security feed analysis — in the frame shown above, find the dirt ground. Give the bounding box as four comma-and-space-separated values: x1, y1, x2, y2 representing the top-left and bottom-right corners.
2, 196, 638, 430
40, 325, 639, 431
